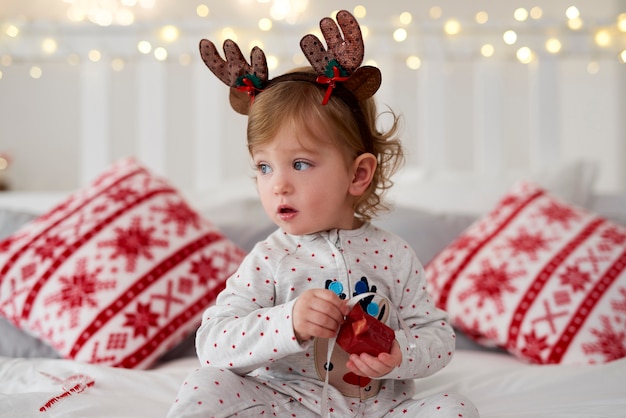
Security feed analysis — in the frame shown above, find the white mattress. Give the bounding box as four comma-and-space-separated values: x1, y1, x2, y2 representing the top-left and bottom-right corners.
1, 350, 624, 418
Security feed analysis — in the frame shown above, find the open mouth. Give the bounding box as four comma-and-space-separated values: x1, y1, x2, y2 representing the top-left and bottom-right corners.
278, 205, 297, 214
277, 205, 298, 218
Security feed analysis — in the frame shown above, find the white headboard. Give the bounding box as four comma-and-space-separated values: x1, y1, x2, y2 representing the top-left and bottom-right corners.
1, 2, 625, 201
72, 49, 625, 193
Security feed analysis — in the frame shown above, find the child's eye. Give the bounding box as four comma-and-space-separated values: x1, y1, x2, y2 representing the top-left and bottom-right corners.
257, 163, 272, 174
293, 160, 312, 171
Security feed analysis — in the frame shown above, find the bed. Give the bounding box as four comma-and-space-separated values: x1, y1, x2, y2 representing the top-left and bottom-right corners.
0, 154, 625, 417
1, 348, 624, 418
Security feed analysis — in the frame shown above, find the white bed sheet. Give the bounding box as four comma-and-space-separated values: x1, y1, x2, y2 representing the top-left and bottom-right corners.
414, 351, 626, 418
1, 351, 624, 418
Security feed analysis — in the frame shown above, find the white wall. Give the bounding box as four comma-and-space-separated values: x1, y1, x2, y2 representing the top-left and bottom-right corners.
1, 0, 624, 193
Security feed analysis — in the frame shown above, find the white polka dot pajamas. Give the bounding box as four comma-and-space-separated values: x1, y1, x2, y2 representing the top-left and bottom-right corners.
168, 223, 479, 417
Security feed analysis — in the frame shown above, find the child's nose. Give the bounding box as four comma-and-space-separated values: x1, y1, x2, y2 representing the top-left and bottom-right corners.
273, 182, 289, 194
272, 176, 291, 195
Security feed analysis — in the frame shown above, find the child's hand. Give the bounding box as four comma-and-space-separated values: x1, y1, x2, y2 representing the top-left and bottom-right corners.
345, 340, 402, 378
293, 289, 349, 343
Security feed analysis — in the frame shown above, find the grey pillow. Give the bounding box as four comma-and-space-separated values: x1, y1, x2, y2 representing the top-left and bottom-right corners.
201, 198, 277, 253
202, 199, 478, 265
0, 209, 38, 240
375, 206, 477, 265
0, 316, 60, 358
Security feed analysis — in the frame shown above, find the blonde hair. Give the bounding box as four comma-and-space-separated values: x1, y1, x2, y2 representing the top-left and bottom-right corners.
247, 76, 404, 221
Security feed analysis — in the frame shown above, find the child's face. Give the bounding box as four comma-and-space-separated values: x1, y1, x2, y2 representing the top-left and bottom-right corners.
252, 121, 359, 235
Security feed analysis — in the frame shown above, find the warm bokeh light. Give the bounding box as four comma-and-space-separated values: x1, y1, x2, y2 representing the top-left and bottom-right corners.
266, 55, 278, 71
292, 53, 305, 66
6, 25, 19, 38
67, 6, 86, 22
1, 1, 625, 70
196, 4, 209, 18
566, 6, 580, 20
160, 25, 179, 43
406, 55, 421, 70
353, 5, 366, 19
361, 25, 369, 39
516, 46, 534, 64
67, 53, 80, 66
269, 0, 308, 23
111, 58, 125, 71
393, 28, 408, 42
137, 41, 152, 54
63, 0, 157, 26
29, 66, 42, 79
154, 47, 168, 61
618, 13, 626, 32
566, 6, 583, 30
429, 6, 442, 20
481, 44, 495, 57
42, 38, 58, 55
546, 38, 562, 54
475, 11, 488, 25
594, 29, 612, 47
568, 17, 583, 30
444, 19, 461, 35
530, 7, 543, 20
259, 18, 272, 31
88, 49, 102, 62
399, 12, 412, 25
221, 27, 237, 42
503, 30, 518, 45
514, 8, 529, 22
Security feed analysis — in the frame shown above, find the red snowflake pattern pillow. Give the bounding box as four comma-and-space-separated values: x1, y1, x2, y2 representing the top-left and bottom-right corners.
0, 158, 244, 369
425, 181, 626, 365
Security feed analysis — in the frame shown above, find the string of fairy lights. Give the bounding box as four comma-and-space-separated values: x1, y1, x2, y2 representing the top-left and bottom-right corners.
0, 2, 625, 82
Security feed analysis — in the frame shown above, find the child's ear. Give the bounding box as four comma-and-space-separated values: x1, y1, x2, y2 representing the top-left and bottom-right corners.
349, 153, 377, 197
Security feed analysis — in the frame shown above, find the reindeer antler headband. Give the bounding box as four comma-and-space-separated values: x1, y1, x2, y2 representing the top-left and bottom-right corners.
199, 10, 381, 115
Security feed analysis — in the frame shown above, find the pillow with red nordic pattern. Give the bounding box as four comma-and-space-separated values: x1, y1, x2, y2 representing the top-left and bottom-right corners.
425, 181, 626, 365
0, 158, 244, 369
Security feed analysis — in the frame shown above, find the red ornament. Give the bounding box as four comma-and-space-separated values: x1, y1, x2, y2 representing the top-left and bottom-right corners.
337, 303, 395, 356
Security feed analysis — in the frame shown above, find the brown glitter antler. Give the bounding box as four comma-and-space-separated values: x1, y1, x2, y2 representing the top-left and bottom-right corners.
300, 10, 381, 102
199, 10, 381, 113
199, 39, 269, 115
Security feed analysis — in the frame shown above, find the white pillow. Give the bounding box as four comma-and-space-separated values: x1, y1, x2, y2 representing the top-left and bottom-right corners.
389, 160, 597, 215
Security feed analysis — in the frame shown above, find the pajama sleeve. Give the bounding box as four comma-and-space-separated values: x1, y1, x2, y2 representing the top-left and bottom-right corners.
195, 243, 304, 375
380, 241, 455, 381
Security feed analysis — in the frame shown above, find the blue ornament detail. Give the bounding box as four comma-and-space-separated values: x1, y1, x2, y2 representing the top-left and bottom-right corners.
366, 302, 379, 317
354, 280, 368, 295
328, 281, 344, 296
